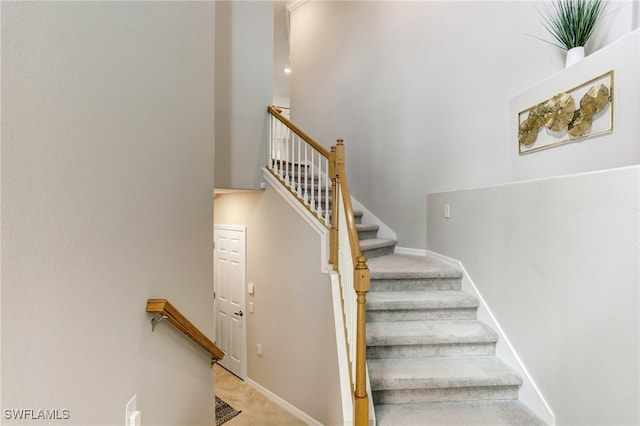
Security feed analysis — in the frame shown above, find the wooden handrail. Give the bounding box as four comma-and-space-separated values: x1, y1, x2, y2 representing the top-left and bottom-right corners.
332, 139, 370, 426
334, 139, 364, 262
265, 110, 369, 424
337, 166, 363, 260
267, 105, 331, 158
146, 299, 224, 361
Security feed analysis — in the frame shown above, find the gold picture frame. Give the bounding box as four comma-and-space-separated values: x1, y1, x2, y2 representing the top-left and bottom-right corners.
518, 70, 614, 155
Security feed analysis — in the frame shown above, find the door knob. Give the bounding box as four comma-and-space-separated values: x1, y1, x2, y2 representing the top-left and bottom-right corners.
234, 311, 244, 317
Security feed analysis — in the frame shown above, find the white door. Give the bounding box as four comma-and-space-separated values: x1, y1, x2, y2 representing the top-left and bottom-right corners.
214, 225, 246, 379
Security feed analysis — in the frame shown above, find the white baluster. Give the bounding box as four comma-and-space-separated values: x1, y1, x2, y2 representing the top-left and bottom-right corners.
303, 145, 309, 203
316, 157, 324, 217
324, 158, 330, 225
284, 129, 289, 186
280, 121, 285, 177
268, 114, 272, 169
281, 123, 287, 179
310, 149, 316, 211
273, 120, 282, 176
289, 130, 295, 188
270, 115, 275, 169
296, 135, 302, 196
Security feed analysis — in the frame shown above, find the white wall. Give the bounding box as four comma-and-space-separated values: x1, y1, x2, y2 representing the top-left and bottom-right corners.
215, 1, 274, 190
289, 4, 639, 424
289, 0, 637, 249
510, 30, 640, 181
1, 3, 216, 425
213, 184, 337, 425
427, 166, 640, 425
273, 1, 291, 108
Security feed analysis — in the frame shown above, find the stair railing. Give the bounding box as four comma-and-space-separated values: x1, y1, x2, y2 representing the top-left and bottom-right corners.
267, 105, 332, 227
333, 139, 371, 426
266, 107, 370, 426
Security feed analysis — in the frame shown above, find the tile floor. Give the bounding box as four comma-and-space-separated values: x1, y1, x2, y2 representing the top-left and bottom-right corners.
214, 364, 307, 426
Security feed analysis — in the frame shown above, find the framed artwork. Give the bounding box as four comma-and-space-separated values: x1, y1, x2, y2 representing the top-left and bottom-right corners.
518, 70, 613, 154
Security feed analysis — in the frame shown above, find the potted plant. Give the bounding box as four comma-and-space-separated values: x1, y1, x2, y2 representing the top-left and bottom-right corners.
540, 0, 607, 67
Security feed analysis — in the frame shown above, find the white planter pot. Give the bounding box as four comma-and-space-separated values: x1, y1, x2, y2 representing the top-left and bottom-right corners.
565, 46, 585, 68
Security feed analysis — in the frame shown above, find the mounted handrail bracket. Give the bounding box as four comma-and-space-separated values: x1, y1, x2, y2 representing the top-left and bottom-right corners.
146, 299, 224, 365
151, 314, 168, 332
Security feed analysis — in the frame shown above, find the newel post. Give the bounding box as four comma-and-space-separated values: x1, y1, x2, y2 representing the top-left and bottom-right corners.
354, 255, 370, 426
329, 145, 338, 268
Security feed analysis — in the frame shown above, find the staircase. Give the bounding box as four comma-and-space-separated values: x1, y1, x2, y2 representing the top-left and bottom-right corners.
355, 213, 547, 425
267, 108, 547, 424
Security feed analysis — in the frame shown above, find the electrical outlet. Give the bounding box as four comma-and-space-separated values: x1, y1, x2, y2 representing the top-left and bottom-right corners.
257, 344, 263, 356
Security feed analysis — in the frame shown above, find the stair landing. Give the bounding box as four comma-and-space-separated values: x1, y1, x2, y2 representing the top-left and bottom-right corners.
367, 254, 462, 280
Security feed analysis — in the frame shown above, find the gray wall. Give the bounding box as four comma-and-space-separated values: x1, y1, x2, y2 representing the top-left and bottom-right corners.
289, 0, 637, 249
1, 3, 216, 424
214, 185, 337, 425
215, 1, 274, 190
428, 166, 640, 425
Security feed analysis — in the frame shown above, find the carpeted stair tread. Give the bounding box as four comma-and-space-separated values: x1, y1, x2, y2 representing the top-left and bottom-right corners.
367, 320, 498, 346
368, 254, 462, 279
360, 238, 397, 250
369, 356, 522, 390
356, 223, 379, 232
374, 400, 547, 426
367, 290, 478, 310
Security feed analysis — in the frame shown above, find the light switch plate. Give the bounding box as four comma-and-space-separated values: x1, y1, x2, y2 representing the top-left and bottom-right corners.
248, 283, 255, 295
130, 411, 141, 426
125, 395, 137, 426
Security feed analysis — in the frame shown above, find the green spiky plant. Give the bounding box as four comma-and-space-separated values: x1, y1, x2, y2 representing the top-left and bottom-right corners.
541, 0, 607, 50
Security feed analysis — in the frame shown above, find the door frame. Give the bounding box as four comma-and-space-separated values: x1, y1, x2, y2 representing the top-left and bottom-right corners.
213, 224, 247, 380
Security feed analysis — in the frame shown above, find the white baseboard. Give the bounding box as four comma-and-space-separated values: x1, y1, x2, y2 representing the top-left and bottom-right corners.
394, 246, 427, 257
245, 377, 323, 426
